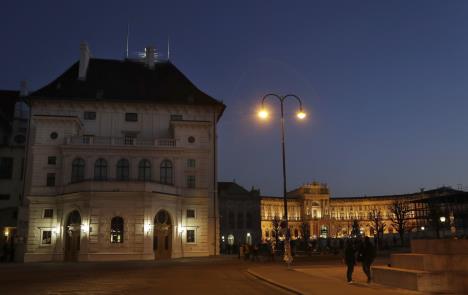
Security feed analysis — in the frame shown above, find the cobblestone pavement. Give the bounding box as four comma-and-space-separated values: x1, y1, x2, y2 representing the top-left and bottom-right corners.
0, 257, 291, 295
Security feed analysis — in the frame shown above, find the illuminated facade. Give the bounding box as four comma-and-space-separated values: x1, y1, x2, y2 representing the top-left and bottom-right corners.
261, 182, 462, 240
23, 43, 224, 262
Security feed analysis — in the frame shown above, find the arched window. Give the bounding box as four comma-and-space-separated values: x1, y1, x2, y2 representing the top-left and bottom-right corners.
110, 216, 124, 243
265, 230, 270, 238
160, 160, 173, 184
138, 159, 151, 181
116, 159, 129, 180
94, 158, 107, 180
71, 158, 85, 183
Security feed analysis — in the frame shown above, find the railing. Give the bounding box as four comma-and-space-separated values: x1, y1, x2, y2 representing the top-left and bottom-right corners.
66, 136, 177, 147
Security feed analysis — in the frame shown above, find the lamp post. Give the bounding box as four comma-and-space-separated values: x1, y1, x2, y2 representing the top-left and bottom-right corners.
258, 93, 306, 265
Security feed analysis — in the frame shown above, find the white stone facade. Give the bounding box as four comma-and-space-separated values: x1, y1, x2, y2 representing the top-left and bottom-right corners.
24, 100, 221, 262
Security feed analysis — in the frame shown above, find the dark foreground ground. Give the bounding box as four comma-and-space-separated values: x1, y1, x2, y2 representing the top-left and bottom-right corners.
0, 256, 293, 295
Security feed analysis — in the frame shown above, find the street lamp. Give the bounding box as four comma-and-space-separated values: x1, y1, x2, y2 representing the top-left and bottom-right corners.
257, 93, 306, 265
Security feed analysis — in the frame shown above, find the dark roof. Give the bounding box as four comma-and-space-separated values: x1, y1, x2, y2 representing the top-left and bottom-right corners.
29, 58, 225, 112
218, 182, 249, 194
332, 187, 462, 201
0, 90, 19, 123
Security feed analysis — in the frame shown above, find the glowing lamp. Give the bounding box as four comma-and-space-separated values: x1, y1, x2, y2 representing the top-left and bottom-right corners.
258, 109, 269, 119
4, 229, 9, 237
440, 216, 446, 223
296, 110, 306, 120
81, 223, 89, 234
144, 223, 152, 234
420, 226, 425, 231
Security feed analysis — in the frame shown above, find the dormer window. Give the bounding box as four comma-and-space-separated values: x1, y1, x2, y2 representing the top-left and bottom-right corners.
125, 113, 138, 122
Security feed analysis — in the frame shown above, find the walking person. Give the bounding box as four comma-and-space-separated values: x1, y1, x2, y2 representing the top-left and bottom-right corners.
359, 236, 376, 283
344, 239, 356, 284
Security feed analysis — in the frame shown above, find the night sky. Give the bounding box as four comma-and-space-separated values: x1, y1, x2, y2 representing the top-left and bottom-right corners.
1, 1, 468, 197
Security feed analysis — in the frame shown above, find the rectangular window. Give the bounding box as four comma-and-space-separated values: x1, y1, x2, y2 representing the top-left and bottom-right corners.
84, 111, 96, 120
0, 157, 13, 179
46, 173, 56, 187
186, 209, 195, 218
187, 159, 196, 168
125, 113, 138, 122
170, 114, 183, 121
124, 135, 135, 145
186, 229, 195, 243
48, 156, 56, 165
0, 194, 9, 200
41, 230, 52, 245
82, 135, 94, 144
43, 209, 53, 218
186, 175, 196, 188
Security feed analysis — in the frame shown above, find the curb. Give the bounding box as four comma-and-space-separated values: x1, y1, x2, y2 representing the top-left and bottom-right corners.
247, 268, 303, 295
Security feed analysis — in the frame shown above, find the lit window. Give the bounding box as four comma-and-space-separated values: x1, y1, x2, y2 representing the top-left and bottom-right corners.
186, 229, 195, 243
43, 209, 53, 218
110, 217, 124, 243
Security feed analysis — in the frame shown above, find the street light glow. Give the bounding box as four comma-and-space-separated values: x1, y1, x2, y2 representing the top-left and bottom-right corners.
296, 110, 306, 120
258, 109, 269, 119
440, 216, 446, 223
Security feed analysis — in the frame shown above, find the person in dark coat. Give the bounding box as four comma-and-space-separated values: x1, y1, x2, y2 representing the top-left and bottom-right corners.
344, 239, 356, 283
359, 236, 376, 283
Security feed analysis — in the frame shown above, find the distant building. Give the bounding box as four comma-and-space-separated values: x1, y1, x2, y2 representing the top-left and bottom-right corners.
0, 88, 29, 261
218, 182, 261, 253
260, 182, 465, 241
22, 43, 225, 262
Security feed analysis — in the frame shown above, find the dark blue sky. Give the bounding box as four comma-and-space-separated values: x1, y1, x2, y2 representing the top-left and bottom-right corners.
1, 1, 468, 197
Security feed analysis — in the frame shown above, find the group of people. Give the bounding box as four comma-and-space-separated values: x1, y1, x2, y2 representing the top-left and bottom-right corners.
344, 236, 376, 284
238, 241, 276, 262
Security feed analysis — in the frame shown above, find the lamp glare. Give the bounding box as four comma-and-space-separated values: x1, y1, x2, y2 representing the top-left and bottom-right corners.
258, 109, 269, 119
297, 111, 306, 120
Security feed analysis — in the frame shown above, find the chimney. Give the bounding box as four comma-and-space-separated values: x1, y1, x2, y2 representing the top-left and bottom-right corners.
78, 42, 90, 80
145, 46, 155, 69
20, 80, 28, 97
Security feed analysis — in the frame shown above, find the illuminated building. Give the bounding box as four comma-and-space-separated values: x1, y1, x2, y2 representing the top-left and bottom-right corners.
22, 43, 225, 262
261, 182, 465, 240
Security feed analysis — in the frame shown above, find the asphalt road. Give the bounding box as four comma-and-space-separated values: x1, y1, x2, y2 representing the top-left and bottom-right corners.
0, 256, 292, 295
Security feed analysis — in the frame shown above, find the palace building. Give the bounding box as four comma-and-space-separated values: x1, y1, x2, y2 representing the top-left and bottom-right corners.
260, 182, 465, 241
23, 43, 224, 262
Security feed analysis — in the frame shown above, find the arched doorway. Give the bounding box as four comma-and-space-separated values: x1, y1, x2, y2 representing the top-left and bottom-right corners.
153, 210, 172, 260
64, 210, 81, 262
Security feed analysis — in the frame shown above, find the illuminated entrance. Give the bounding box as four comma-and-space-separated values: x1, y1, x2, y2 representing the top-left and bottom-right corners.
320, 225, 328, 238
153, 210, 172, 260
64, 210, 81, 262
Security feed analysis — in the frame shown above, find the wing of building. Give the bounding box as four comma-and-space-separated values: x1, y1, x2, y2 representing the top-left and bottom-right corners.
260, 182, 467, 241
22, 43, 225, 262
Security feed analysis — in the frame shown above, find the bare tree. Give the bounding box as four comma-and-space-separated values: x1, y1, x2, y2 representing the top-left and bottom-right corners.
272, 216, 281, 245
351, 219, 361, 237
389, 200, 412, 246
368, 209, 386, 249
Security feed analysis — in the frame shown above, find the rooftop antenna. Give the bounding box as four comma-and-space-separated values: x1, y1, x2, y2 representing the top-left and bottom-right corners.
167, 36, 170, 60
125, 23, 129, 59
